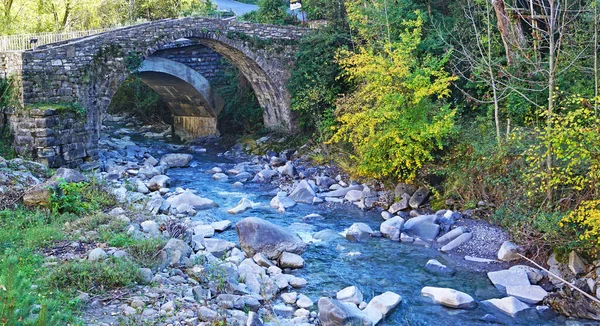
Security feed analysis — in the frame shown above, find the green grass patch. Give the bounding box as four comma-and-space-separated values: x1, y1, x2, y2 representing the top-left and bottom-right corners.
127, 238, 166, 268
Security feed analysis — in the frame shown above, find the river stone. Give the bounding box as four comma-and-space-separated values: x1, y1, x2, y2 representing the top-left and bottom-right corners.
141, 220, 160, 235
318, 297, 373, 326
421, 287, 475, 309
345, 223, 373, 242
497, 241, 522, 261
425, 259, 455, 276
236, 217, 307, 259
88, 248, 108, 261
279, 252, 304, 269
409, 186, 430, 208
568, 251, 586, 275
52, 168, 86, 183
345, 190, 364, 202
319, 185, 363, 198
273, 304, 294, 319
506, 285, 548, 304
509, 265, 543, 284
388, 193, 410, 214
166, 191, 218, 210
163, 238, 192, 266
297, 294, 313, 309
482, 297, 530, 317
277, 161, 296, 177
203, 239, 235, 258
211, 220, 232, 232
487, 269, 530, 294
159, 153, 193, 168
193, 224, 215, 238
227, 198, 253, 214
403, 215, 439, 240
247, 311, 263, 326
281, 292, 298, 304
441, 232, 472, 252
290, 277, 307, 288
380, 216, 405, 241
381, 211, 393, 220
363, 291, 402, 325
147, 175, 170, 191
253, 253, 274, 267
270, 192, 297, 211
336, 286, 363, 305
395, 183, 416, 198
289, 180, 317, 204
437, 226, 468, 244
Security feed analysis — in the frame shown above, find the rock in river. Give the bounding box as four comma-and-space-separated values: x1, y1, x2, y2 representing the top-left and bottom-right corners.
159, 153, 193, 168
236, 217, 307, 259
421, 287, 475, 309
166, 190, 218, 210
227, 198, 253, 214
318, 297, 373, 326
289, 180, 317, 204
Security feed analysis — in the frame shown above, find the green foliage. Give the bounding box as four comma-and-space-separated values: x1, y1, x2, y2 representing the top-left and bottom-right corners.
108, 75, 171, 125
50, 178, 117, 215
46, 258, 141, 293
330, 13, 457, 182
242, 0, 298, 25
125, 52, 144, 72
288, 27, 350, 139
214, 63, 264, 135
127, 238, 166, 268
561, 200, 600, 256
26, 102, 86, 119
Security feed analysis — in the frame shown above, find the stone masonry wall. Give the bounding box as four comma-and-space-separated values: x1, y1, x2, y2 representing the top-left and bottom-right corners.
153, 44, 223, 82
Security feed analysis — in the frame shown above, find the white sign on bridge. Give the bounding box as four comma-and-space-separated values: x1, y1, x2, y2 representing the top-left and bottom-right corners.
290, 0, 302, 10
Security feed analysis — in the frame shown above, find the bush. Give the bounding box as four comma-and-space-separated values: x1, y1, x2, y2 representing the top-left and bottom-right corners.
127, 238, 166, 268
50, 179, 116, 215
561, 200, 600, 256
46, 258, 141, 293
242, 0, 298, 25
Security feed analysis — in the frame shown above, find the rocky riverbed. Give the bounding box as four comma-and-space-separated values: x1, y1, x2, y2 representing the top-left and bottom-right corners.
2, 114, 599, 325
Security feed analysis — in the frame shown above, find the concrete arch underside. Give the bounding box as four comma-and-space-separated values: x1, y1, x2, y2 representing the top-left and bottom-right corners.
137, 57, 223, 139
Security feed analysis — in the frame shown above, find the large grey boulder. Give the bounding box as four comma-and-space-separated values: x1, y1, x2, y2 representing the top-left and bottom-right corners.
388, 193, 410, 214
403, 215, 439, 240
380, 217, 404, 241
363, 291, 402, 325
236, 217, 307, 259
336, 286, 363, 305
52, 168, 86, 183
487, 269, 530, 294
318, 298, 373, 326
166, 191, 218, 210
425, 259, 455, 276
345, 223, 373, 242
506, 285, 548, 304
160, 153, 193, 168
147, 175, 170, 191
497, 241, 522, 261
163, 238, 192, 266
482, 297, 530, 317
409, 186, 430, 208
289, 180, 317, 204
421, 287, 475, 309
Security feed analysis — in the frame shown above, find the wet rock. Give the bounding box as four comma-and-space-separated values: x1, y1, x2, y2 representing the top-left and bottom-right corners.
290, 277, 307, 288
497, 241, 522, 261
88, 248, 107, 261
363, 291, 402, 325
440, 232, 472, 252
212, 173, 229, 181
279, 252, 304, 269
381, 211, 393, 220
166, 191, 218, 210
318, 297, 373, 326
289, 180, 317, 204
421, 287, 475, 309
236, 217, 307, 259
159, 153, 192, 168
506, 285, 548, 304
487, 269, 530, 294
345, 223, 373, 242
425, 259, 455, 276
270, 192, 296, 211
400, 233, 414, 243
380, 216, 404, 241
52, 168, 86, 183
281, 292, 298, 304
482, 297, 530, 317
211, 220, 232, 232
336, 286, 363, 305
227, 198, 253, 214
409, 186, 430, 208
297, 294, 313, 309
403, 215, 439, 240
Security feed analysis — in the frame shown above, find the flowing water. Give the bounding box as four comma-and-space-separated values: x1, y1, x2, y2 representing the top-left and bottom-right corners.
130, 133, 566, 326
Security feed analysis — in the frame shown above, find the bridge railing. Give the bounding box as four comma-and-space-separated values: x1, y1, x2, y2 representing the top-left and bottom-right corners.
0, 29, 115, 51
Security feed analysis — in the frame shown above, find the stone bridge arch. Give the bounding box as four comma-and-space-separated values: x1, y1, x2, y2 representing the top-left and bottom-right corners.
0, 18, 311, 167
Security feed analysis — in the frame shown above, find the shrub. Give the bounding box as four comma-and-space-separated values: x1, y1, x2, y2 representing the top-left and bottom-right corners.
50, 178, 116, 215
561, 200, 600, 256
329, 14, 457, 182
127, 238, 166, 268
46, 258, 141, 293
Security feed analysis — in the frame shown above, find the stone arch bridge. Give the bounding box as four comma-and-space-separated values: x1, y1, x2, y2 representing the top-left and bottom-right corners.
0, 18, 310, 167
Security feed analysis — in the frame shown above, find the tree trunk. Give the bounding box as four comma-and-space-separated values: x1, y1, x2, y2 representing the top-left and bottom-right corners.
491, 0, 525, 65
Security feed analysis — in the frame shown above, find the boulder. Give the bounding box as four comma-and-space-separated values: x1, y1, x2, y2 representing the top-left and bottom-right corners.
270, 192, 296, 211
193, 224, 215, 238
388, 193, 410, 214
363, 291, 402, 325
568, 251, 586, 275
319, 185, 362, 198
318, 298, 373, 326
487, 269, 530, 294
482, 297, 530, 317
421, 287, 475, 309
277, 161, 296, 178
394, 183, 416, 198
166, 191, 218, 210
403, 215, 439, 240
409, 186, 430, 208
141, 220, 160, 235
236, 217, 307, 259
163, 238, 192, 266
509, 265, 543, 284
52, 168, 86, 183
440, 232, 472, 252
497, 241, 522, 261
289, 180, 316, 204
227, 198, 253, 214
212, 173, 229, 181
88, 248, 108, 261
345, 223, 373, 242
147, 175, 170, 191
336, 286, 363, 305
506, 285, 548, 304
425, 259, 455, 276
211, 220, 232, 232
297, 294, 313, 309
345, 190, 364, 202
437, 226, 468, 244
203, 239, 235, 258
159, 153, 193, 168
279, 252, 304, 269
380, 217, 404, 241
23, 183, 54, 207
